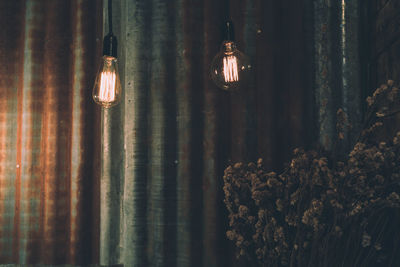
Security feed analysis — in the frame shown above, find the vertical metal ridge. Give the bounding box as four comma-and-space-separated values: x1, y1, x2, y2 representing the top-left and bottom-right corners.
229, 0, 247, 163
12, 77, 22, 263
338, 0, 362, 149
19, 0, 45, 263
202, 0, 221, 266
100, 0, 124, 265
69, 0, 89, 263
273, 0, 292, 167
147, 0, 168, 265
79, 0, 103, 263
99, 2, 110, 262
314, 0, 336, 150
242, 0, 258, 162
121, 0, 151, 265
175, 0, 195, 265
90, 0, 103, 263
69, 0, 80, 261
72, 0, 102, 264
304, 0, 318, 149
163, 2, 178, 267
41, 0, 73, 263
39, 68, 50, 265
12, 0, 27, 261
187, 1, 205, 266
313, 0, 362, 151
100, 108, 124, 265
255, 0, 278, 167
280, 0, 312, 162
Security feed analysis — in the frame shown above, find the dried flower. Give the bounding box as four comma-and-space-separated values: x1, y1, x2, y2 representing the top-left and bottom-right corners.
362, 232, 371, 247
223, 81, 400, 266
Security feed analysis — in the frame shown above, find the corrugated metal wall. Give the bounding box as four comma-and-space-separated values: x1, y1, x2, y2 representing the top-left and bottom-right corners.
368, 0, 400, 92
0, 0, 101, 265
100, 0, 317, 266
0, 0, 363, 266
314, 0, 362, 152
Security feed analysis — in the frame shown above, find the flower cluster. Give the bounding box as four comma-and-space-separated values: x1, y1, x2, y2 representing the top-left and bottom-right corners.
223, 81, 400, 266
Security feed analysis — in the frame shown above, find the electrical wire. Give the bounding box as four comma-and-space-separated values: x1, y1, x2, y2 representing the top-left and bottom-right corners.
108, 0, 113, 34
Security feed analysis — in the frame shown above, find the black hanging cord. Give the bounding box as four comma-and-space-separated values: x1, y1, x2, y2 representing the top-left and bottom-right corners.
224, 20, 235, 41
103, 0, 117, 57
222, 0, 230, 22
221, 0, 235, 41
108, 0, 113, 34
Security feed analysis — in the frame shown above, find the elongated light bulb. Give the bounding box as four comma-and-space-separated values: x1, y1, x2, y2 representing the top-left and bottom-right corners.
92, 55, 121, 108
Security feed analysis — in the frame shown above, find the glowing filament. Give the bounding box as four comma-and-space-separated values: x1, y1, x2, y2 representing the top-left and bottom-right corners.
99, 71, 116, 102
223, 55, 239, 82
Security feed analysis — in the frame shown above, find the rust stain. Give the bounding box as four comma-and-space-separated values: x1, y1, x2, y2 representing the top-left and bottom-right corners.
0, 0, 26, 261
11, 0, 28, 261
12, 29, 24, 265
0, 0, 100, 265
69, 0, 80, 262
23, 0, 44, 262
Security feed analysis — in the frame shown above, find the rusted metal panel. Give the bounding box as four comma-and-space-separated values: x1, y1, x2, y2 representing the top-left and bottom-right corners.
17, 0, 45, 263
0, 0, 25, 263
100, 0, 318, 267
0, 0, 101, 265
69, 0, 102, 263
41, 0, 74, 263
1, 0, 361, 266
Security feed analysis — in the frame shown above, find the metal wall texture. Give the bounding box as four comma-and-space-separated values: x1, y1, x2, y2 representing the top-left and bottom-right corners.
314, 0, 362, 152
0, 0, 101, 265
368, 0, 400, 93
100, 0, 317, 267
0, 0, 363, 266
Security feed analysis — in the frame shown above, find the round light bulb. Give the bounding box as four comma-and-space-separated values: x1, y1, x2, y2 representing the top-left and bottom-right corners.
210, 41, 251, 91
92, 55, 122, 108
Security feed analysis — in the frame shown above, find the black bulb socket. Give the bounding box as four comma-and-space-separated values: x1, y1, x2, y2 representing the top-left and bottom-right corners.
223, 20, 235, 42
103, 32, 117, 58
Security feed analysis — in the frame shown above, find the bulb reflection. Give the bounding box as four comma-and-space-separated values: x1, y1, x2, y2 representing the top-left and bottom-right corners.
223, 55, 239, 82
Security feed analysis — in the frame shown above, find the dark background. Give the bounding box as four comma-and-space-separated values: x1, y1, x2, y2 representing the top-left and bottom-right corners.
368, 0, 400, 93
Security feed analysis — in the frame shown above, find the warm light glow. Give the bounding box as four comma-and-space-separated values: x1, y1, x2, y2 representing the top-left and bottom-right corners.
92, 56, 121, 108
223, 55, 239, 82
99, 71, 116, 103
210, 40, 250, 90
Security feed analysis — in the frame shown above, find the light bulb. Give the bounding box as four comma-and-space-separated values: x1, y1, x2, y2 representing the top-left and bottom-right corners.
210, 41, 251, 91
92, 55, 121, 108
